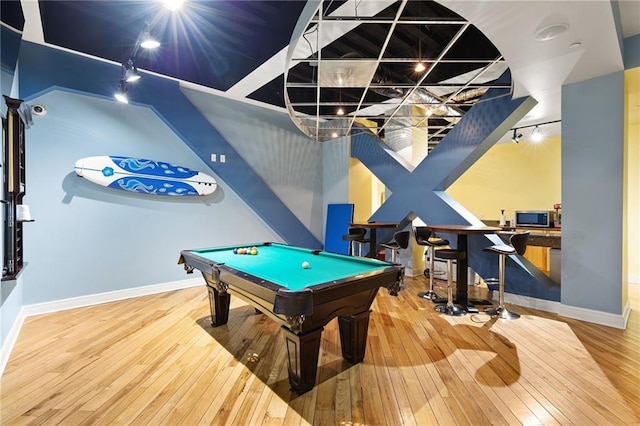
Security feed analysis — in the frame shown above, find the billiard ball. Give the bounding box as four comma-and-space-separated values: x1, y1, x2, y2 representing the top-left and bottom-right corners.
302, 261, 310, 269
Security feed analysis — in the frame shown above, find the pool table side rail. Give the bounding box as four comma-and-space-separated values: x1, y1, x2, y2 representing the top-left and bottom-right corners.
179, 245, 403, 294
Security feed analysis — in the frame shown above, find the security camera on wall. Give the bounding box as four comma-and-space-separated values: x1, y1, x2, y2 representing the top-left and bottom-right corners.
30, 104, 47, 116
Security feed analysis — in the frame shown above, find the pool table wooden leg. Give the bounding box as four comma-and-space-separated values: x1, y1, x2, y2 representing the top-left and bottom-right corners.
281, 326, 323, 394
338, 310, 371, 364
206, 283, 230, 327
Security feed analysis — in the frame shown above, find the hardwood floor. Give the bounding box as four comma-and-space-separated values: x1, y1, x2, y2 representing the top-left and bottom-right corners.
2, 276, 639, 425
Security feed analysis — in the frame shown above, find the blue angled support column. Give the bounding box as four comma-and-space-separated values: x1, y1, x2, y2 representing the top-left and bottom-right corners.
351, 73, 559, 301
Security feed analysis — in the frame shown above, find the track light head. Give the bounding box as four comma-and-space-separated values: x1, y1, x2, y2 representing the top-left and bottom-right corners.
140, 31, 160, 49
511, 129, 522, 143
123, 60, 141, 83
114, 81, 129, 104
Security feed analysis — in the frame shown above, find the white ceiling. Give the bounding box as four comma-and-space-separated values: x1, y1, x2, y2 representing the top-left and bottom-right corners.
441, 0, 639, 139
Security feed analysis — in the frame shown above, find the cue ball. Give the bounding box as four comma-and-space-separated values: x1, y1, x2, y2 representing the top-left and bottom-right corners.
302, 261, 310, 269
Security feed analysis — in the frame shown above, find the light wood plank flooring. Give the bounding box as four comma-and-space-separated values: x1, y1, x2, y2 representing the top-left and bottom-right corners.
2, 276, 639, 425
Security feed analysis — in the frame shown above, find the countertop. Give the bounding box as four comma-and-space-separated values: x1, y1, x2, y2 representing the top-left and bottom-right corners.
483, 220, 561, 249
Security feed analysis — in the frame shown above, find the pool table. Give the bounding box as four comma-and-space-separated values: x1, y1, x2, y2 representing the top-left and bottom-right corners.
178, 242, 404, 394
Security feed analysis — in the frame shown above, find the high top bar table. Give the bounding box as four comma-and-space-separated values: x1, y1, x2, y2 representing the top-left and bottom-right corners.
349, 222, 399, 258
425, 224, 501, 312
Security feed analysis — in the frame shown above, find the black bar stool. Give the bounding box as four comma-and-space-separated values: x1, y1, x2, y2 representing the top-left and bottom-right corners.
433, 248, 466, 316
380, 230, 411, 263
342, 227, 369, 256
482, 231, 530, 319
413, 226, 449, 300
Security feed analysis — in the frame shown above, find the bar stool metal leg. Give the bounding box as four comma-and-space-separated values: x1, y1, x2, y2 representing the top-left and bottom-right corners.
484, 253, 520, 319
418, 246, 438, 300
434, 257, 466, 316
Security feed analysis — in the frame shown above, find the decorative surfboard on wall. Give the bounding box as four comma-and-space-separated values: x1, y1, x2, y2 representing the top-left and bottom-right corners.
74, 156, 217, 196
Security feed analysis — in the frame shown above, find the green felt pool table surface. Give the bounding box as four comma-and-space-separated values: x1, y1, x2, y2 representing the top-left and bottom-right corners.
191, 242, 393, 290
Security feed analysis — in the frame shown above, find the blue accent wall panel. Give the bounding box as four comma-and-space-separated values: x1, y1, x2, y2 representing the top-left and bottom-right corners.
562, 71, 625, 314
0, 26, 21, 76
17, 41, 321, 249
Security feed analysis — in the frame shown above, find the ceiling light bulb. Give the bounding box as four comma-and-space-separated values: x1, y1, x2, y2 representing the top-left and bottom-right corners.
336, 107, 344, 116
140, 31, 160, 49
114, 92, 128, 104
531, 126, 543, 142
415, 62, 426, 73
331, 132, 338, 138
114, 81, 128, 104
163, 0, 184, 10
125, 71, 140, 83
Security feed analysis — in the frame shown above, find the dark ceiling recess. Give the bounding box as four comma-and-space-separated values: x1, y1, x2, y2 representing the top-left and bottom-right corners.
1, 0, 511, 147
284, 0, 510, 144
36, 0, 306, 95
1, 0, 25, 31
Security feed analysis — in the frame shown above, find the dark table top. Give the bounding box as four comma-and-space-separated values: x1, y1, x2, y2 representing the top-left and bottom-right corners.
350, 222, 399, 229
425, 224, 502, 235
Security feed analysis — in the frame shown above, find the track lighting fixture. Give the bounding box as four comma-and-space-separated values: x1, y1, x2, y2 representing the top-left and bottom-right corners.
531, 125, 543, 142
414, 62, 426, 73
511, 129, 522, 143
113, 21, 162, 104
123, 60, 141, 83
510, 119, 560, 143
114, 81, 128, 104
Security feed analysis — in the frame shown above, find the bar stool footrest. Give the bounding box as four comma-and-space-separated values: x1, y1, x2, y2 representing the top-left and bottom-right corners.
484, 306, 520, 320
434, 303, 466, 316
417, 290, 442, 301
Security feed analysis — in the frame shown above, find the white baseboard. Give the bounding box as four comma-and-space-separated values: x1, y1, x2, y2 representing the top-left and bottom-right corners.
503, 292, 562, 314
21, 278, 202, 317
1, 278, 203, 376
0, 309, 26, 376
404, 267, 422, 278
504, 292, 630, 329
557, 300, 631, 329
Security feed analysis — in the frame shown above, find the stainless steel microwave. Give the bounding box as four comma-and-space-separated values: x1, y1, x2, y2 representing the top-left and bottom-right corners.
515, 210, 555, 228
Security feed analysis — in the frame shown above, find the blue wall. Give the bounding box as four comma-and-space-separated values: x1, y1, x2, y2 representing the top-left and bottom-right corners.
624, 34, 640, 69
21, 90, 299, 303
561, 71, 625, 314
183, 88, 324, 237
